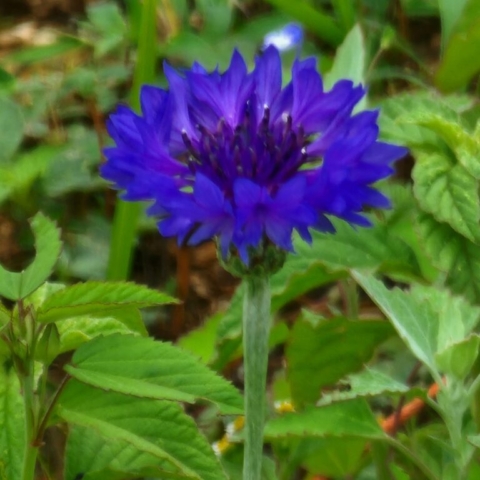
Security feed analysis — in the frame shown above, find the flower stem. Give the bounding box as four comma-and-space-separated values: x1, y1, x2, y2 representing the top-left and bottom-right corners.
21, 370, 38, 480
242, 275, 271, 480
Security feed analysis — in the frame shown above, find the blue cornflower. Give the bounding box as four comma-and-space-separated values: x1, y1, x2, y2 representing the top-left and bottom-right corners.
101, 47, 407, 263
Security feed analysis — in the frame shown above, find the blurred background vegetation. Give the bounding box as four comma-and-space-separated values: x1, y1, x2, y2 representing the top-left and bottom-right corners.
2, 1, 480, 478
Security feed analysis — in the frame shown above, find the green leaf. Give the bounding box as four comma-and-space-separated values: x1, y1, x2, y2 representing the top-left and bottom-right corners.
0, 97, 23, 163
324, 24, 365, 90
302, 217, 422, 278
438, 0, 468, 50
57, 381, 227, 480
436, 0, 480, 91
37, 281, 176, 323
294, 437, 366, 477
0, 360, 25, 480
353, 272, 440, 377
317, 367, 411, 406
0, 213, 62, 300
65, 334, 243, 414
378, 92, 460, 148
265, 399, 386, 440
3, 36, 85, 65
287, 317, 394, 405
178, 313, 222, 364
435, 335, 480, 380
352, 273, 480, 379
56, 309, 147, 354
416, 213, 480, 304
35, 323, 61, 365
65, 425, 187, 480
408, 113, 480, 179
0, 144, 61, 204
196, 0, 233, 37
413, 150, 480, 243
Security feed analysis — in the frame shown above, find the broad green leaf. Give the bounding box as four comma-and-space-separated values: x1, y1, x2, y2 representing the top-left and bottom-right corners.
65, 334, 243, 414
378, 92, 460, 148
265, 399, 385, 440
416, 213, 480, 304
300, 218, 422, 279
0, 361, 25, 480
352, 272, 440, 378
65, 425, 187, 480
408, 114, 473, 154
0, 97, 23, 163
295, 437, 366, 477
317, 367, 410, 406
287, 317, 394, 405
357, 274, 480, 378
0, 144, 61, 204
324, 24, 365, 89
409, 113, 480, 179
270, 253, 345, 312
413, 151, 480, 243
178, 313, 222, 364
435, 335, 480, 380
56, 309, 147, 353
57, 381, 227, 480
438, 0, 468, 50
0, 213, 62, 300
37, 281, 176, 323
436, 0, 480, 91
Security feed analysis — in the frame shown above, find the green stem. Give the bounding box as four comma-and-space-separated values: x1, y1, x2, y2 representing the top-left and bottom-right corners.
21, 370, 38, 480
242, 275, 271, 480
343, 277, 359, 319
107, 0, 157, 280
387, 438, 438, 480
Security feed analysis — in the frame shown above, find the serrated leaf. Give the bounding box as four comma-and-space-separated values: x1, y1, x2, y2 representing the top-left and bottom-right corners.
416, 213, 480, 304
65, 334, 243, 414
352, 273, 480, 379
301, 217, 422, 278
353, 272, 440, 377
56, 309, 147, 353
287, 317, 394, 405
409, 113, 480, 179
0, 361, 25, 480
65, 425, 187, 480
264, 399, 385, 440
37, 281, 176, 323
57, 381, 227, 480
378, 92, 460, 148
413, 151, 480, 242
317, 367, 411, 406
0, 213, 62, 300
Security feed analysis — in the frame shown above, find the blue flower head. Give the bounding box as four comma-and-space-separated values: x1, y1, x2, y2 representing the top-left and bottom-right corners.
101, 47, 407, 264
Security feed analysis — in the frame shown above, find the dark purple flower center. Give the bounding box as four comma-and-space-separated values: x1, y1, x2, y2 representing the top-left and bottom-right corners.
181, 105, 309, 199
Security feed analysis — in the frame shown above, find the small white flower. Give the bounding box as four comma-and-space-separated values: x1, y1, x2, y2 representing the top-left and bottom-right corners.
263, 23, 303, 52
